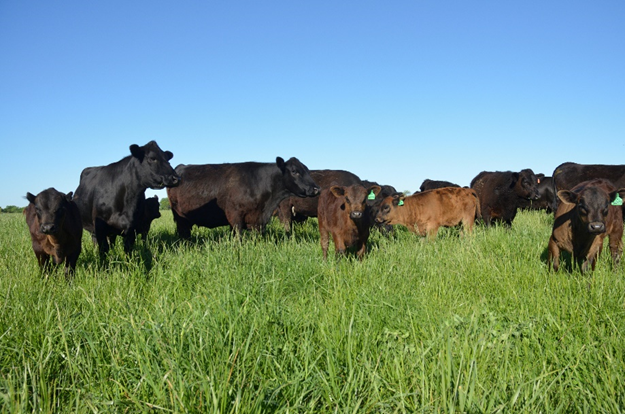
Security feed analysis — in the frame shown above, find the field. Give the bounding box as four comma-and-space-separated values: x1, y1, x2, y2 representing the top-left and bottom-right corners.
1, 210, 624, 413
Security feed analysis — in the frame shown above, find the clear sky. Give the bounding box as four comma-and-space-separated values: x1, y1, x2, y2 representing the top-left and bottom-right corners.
1, 1, 624, 207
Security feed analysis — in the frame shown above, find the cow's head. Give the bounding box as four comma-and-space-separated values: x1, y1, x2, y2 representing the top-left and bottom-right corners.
329, 184, 381, 220
144, 195, 162, 220
558, 186, 625, 234
26, 188, 72, 235
130, 141, 181, 189
375, 193, 405, 225
277, 157, 320, 197
512, 169, 540, 200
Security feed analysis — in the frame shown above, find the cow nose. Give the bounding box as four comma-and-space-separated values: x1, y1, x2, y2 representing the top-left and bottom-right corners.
350, 211, 363, 219
588, 222, 605, 233
168, 175, 181, 187
40, 223, 56, 234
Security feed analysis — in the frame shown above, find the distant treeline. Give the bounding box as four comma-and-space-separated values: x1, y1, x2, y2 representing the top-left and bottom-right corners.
1, 206, 25, 213
1, 198, 170, 214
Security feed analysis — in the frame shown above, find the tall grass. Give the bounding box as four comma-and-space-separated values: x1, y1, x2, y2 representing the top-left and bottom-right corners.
1, 210, 624, 413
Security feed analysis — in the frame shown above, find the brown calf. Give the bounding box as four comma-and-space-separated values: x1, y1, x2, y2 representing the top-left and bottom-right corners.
375, 187, 480, 238
547, 179, 625, 273
24, 188, 83, 275
318, 184, 381, 259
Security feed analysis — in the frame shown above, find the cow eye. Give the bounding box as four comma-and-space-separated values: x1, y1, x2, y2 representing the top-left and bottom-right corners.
291, 169, 300, 177
147, 156, 157, 164
578, 206, 588, 215
345, 197, 350, 203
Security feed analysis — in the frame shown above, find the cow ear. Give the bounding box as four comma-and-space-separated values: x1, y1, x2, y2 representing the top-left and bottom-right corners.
164, 151, 173, 161
368, 185, 382, 197
130, 144, 145, 161
276, 157, 286, 172
610, 189, 625, 206
66, 191, 74, 201
26, 192, 36, 204
154, 195, 159, 201
392, 194, 404, 206
330, 186, 345, 197
557, 190, 578, 205
509, 173, 520, 188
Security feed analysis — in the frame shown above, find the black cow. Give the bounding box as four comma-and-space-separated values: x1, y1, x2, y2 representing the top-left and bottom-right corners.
24, 188, 83, 275
419, 179, 460, 192
470, 169, 540, 226
519, 176, 557, 213
167, 157, 319, 238
136, 195, 161, 239
275, 169, 362, 232
553, 162, 625, 191
73, 141, 179, 256
108, 194, 161, 244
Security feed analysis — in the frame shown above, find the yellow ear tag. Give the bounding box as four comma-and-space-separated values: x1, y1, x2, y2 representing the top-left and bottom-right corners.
368, 190, 376, 200
612, 194, 623, 206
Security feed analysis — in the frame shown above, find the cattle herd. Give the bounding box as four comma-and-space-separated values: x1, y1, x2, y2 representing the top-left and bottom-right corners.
22, 140, 625, 276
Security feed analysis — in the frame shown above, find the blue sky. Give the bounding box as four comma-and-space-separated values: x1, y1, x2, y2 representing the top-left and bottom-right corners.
1, 1, 624, 207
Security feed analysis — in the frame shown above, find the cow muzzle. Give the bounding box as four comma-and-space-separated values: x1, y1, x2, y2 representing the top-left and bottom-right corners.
587, 222, 605, 234
350, 211, 364, 220
40, 223, 57, 234
162, 174, 181, 188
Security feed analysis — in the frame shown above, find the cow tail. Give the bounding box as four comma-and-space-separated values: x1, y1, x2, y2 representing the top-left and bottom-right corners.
471, 190, 481, 220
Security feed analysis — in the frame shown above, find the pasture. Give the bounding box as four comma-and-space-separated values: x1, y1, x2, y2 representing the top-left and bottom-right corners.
1, 210, 624, 413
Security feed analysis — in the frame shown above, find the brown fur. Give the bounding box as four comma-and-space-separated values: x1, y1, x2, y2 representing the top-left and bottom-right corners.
275, 169, 362, 232
547, 179, 625, 273
470, 169, 539, 226
375, 187, 480, 238
24, 188, 83, 276
318, 184, 381, 260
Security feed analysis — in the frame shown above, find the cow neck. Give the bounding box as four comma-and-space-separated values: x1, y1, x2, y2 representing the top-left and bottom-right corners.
267, 163, 290, 203
126, 156, 151, 193
118, 158, 149, 218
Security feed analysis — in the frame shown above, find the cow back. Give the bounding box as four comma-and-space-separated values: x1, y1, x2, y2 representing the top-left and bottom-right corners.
167, 157, 318, 233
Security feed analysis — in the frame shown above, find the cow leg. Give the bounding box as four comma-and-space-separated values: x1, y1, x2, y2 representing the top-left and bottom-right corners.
65, 251, 80, 277
582, 254, 596, 273
123, 231, 136, 254
482, 208, 492, 227
94, 219, 111, 257
36, 252, 51, 271
608, 233, 623, 267
355, 239, 367, 260
333, 234, 346, 259
172, 213, 193, 239
226, 211, 246, 238
318, 218, 329, 260
425, 225, 438, 240
547, 237, 560, 272
320, 230, 330, 260
462, 214, 475, 235
276, 204, 293, 233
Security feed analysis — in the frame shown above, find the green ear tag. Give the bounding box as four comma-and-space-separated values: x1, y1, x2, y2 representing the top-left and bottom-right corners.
612, 194, 623, 206
368, 190, 376, 200
398, 200, 404, 206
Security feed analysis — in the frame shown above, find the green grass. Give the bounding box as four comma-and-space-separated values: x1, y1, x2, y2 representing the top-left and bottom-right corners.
1, 210, 624, 413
